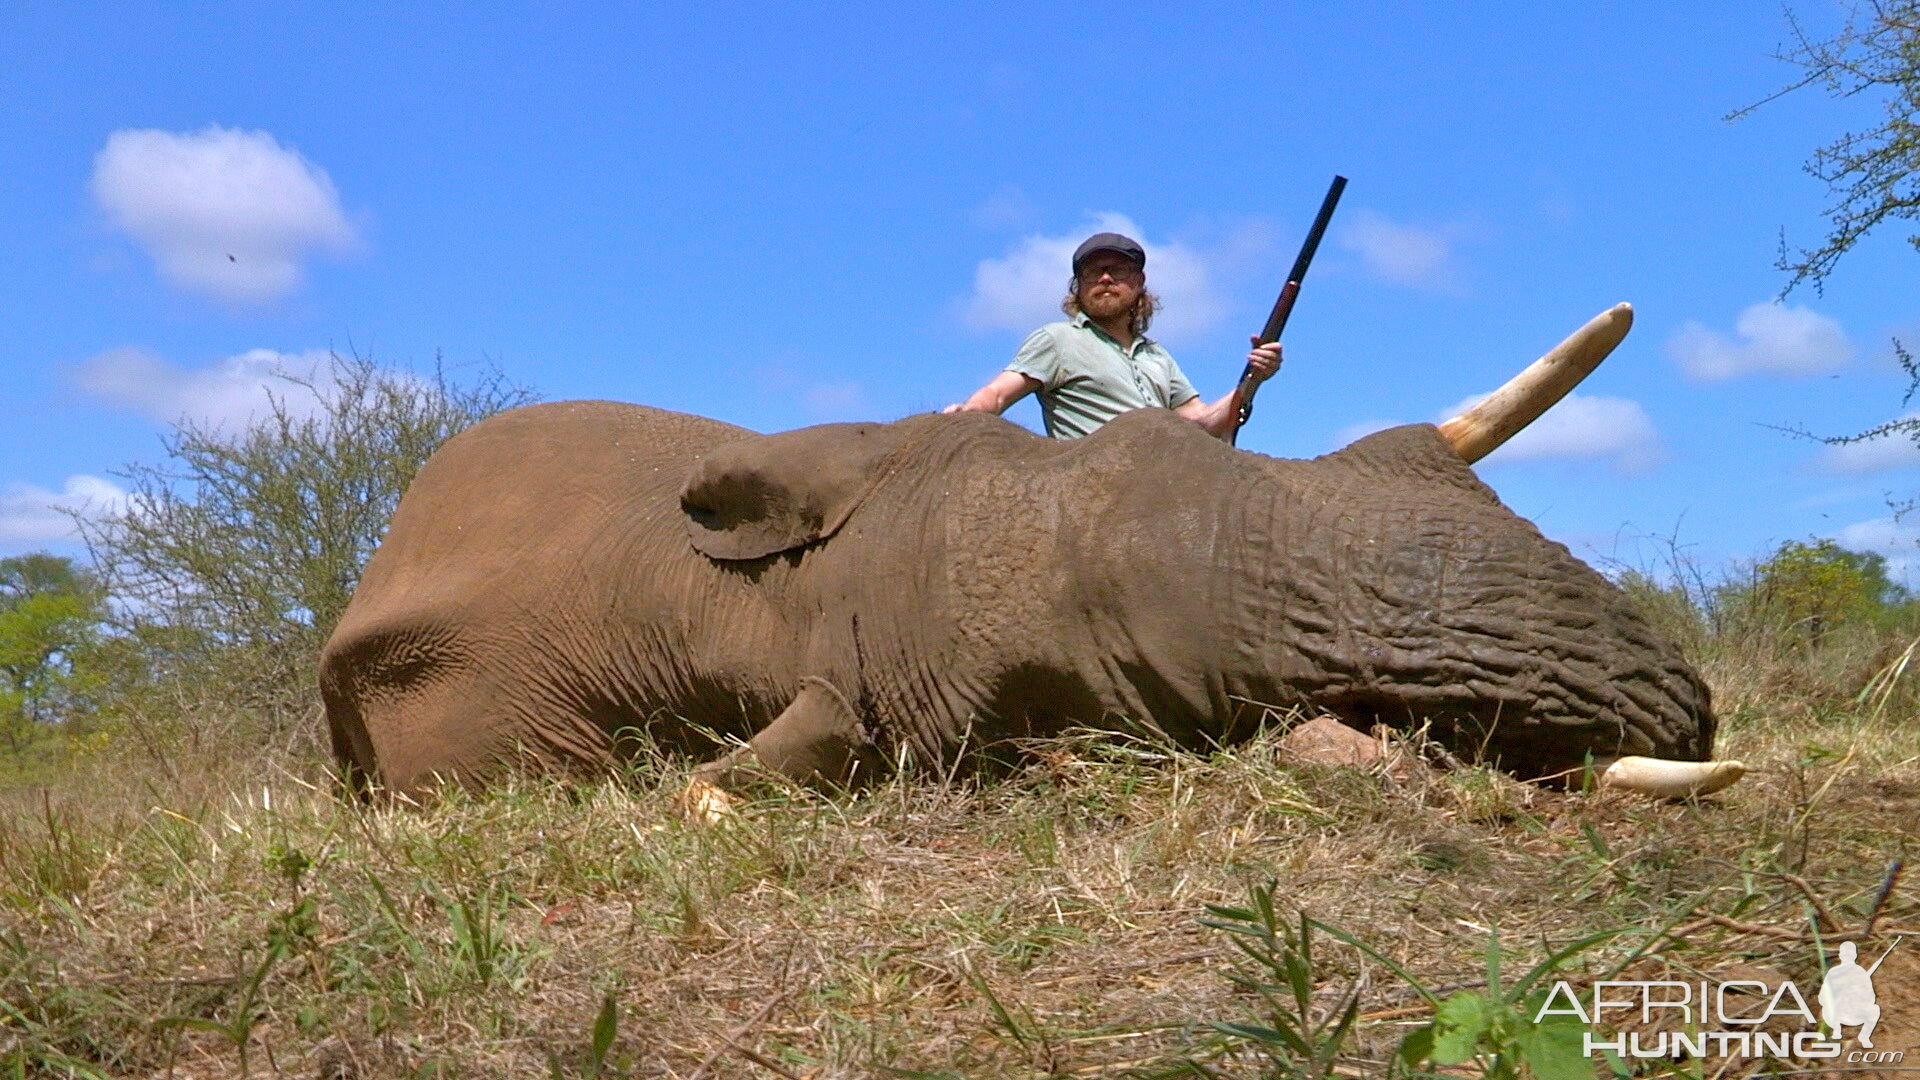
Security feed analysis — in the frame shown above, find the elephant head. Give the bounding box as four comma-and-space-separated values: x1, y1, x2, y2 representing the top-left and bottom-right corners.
320, 305, 1743, 804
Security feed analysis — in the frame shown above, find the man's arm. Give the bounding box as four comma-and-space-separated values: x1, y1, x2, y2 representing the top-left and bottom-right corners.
943, 370, 1041, 415
1174, 391, 1244, 439
1176, 339, 1283, 440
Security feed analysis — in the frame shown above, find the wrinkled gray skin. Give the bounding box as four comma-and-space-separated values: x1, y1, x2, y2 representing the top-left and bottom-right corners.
321, 401, 1714, 797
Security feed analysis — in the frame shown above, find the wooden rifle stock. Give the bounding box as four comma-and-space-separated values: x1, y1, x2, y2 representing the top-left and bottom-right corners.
1229, 175, 1347, 445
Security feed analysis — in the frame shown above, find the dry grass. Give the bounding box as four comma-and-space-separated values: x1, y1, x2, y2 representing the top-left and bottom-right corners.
1, 698, 1917, 1079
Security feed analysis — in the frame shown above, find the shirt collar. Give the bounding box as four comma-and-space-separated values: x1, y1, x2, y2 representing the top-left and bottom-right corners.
1070, 310, 1154, 350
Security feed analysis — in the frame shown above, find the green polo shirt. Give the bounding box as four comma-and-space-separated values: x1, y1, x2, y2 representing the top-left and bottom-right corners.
1006, 313, 1199, 439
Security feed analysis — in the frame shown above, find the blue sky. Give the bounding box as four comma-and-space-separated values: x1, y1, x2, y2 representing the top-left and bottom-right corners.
5, 3, 1919, 584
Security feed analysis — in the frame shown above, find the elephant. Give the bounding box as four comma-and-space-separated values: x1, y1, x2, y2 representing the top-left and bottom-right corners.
320, 305, 1745, 805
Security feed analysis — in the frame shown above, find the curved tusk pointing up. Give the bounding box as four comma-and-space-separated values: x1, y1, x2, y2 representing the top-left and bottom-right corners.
1598, 755, 1747, 799
1438, 303, 1634, 464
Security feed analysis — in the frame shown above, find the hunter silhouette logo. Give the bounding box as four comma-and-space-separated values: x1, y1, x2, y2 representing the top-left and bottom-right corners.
1534, 936, 1905, 1064
1821, 939, 1896, 1048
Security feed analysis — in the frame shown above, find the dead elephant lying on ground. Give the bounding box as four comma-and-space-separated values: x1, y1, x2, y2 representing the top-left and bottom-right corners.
320, 304, 1745, 808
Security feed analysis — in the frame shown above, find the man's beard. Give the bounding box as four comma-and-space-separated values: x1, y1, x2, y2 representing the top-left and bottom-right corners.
1079, 288, 1133, 322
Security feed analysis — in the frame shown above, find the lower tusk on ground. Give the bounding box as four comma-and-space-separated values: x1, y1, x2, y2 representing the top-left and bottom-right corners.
1598, 755, 1748, 798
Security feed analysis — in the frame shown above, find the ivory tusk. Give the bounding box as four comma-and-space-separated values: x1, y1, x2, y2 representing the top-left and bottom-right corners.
1598, 755, 1747, 798
1438, 303, 1634, 463
674, 776, 739, 823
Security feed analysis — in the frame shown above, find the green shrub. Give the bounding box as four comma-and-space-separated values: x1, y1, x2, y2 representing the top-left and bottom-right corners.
1720, 538, 1908, 642
1617, 537, 1920, 724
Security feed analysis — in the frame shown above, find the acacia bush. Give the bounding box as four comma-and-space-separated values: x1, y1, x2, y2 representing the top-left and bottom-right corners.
72, 354, 536, 761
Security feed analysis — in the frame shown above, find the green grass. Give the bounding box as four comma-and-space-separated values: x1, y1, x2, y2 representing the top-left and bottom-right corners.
0, 697, 1915, 1078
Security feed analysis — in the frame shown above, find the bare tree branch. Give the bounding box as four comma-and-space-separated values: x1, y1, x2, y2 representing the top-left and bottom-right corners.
1734, 2, 1920, 295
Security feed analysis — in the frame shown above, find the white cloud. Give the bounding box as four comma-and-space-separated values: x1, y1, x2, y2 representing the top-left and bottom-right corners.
70, 346, 338, 430
971, 185, 1038, 230
800, 381, 867, 418
747, 353, 872, 421
961, 213, 1228, 340
1815, 416, 1920, 474
91, 126, 358, 302
0, 476, 129, 545
1666, 302, 1854, 381
1329, 418, 1401, 449
1437, 392, 1663, 472
1337, 209, 1465, 292
1834, 516, 1920, 585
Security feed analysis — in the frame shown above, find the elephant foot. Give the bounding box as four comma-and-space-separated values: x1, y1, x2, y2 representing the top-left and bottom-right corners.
691, 676, 885, 794
676, 777, 738, 823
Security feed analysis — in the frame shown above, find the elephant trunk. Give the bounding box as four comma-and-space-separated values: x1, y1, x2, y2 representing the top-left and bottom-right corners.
1237, 302, 1743, 796
1224, 422, 1718, 781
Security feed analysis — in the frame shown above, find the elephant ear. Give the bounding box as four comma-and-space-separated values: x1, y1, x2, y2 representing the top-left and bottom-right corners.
681, 421, 909, 560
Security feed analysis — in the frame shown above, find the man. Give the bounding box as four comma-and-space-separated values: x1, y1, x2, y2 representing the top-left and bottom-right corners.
945, 232, 1282, 440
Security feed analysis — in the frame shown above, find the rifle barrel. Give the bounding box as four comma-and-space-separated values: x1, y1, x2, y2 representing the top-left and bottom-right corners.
1866, 935, 1904, 976
1260, 174, 1347, 345
1232, 175, 1347, 441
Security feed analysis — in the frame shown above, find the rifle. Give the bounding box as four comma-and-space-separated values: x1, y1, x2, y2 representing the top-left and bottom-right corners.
1229, 174, 1347, 446
1866, 935, 1905, 977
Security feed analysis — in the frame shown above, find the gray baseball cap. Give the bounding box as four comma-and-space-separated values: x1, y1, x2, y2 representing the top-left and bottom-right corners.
1071, 232, 1146, 274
